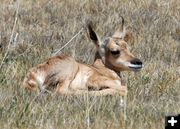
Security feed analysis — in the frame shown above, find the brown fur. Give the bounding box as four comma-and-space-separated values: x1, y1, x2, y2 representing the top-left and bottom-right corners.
23, 18, 143, 96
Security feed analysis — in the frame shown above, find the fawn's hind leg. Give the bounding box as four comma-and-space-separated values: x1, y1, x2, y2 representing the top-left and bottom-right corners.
88, 86, 127, 96
55, 78, 73, 94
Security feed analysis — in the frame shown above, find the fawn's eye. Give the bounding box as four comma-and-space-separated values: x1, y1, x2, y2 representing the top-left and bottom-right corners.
110, 50, 120, 55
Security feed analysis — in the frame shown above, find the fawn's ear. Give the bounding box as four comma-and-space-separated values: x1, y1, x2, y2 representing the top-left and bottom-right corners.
123, 31, 134, 45
87, 24, 101, 48
112, 16, 134, 45
112, 16, 125, 39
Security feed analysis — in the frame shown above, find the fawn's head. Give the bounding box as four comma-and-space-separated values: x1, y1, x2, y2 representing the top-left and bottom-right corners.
88, 17, 143, 72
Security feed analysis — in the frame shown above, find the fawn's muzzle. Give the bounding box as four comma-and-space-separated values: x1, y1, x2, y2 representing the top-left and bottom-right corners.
128, 58, 143, 71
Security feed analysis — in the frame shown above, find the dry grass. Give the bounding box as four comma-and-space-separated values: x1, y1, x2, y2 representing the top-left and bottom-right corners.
0, 0, 180, 129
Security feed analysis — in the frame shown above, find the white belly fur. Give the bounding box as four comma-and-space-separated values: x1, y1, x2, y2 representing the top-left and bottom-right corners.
70, 67, 91, 91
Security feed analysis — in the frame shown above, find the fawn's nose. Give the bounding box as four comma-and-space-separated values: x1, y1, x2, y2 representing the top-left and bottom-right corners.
130, 58, 142, 66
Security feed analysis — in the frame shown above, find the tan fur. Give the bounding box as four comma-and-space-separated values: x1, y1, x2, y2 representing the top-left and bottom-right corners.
23, 18, 143, 96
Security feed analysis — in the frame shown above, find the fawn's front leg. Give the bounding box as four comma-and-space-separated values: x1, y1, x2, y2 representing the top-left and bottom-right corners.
90, 87, 127, 96
87, 76, 127, 96
71, 88, 127, 96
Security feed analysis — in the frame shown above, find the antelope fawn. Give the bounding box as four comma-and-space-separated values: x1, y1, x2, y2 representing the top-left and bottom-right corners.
23, 18, 143, 96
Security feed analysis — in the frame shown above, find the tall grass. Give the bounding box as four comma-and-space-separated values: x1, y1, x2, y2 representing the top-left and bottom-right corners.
0, 0, 179, 129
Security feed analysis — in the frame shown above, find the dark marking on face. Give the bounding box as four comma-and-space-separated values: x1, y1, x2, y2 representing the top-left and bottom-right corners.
111, 50, 120, 55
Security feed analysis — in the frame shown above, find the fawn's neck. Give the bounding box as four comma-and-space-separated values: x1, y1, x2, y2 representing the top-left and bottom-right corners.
93, 52, 121, 77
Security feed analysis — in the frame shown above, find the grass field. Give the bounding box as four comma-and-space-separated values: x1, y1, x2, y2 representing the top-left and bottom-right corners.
0, 0, 179, 129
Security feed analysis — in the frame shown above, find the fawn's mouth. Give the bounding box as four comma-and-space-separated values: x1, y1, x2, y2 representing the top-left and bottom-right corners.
128, 64, 143, 71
